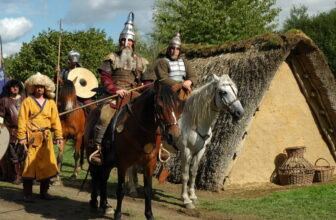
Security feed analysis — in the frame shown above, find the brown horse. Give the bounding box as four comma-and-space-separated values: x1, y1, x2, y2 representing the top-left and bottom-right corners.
85, 83, 185, 220
57, 80, 86, 182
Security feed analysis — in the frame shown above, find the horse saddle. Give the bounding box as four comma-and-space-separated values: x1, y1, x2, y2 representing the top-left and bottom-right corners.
114, 92, 140, 133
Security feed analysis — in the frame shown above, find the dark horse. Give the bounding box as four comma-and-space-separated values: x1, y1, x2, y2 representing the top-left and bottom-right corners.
57, 80, 86, 182
85, 83, 185, 220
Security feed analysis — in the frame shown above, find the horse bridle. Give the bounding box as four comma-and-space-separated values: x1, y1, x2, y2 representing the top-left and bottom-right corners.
215, 83, 239, 112
154, 98, 178, 131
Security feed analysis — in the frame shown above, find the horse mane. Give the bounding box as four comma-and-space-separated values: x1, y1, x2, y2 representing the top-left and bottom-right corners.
130, 83, 180, 110
184, 74, 233, 127
155, 83, 180, 110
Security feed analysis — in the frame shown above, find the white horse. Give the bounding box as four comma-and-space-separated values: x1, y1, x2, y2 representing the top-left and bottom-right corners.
127, 74, 244, 208
174, 73, 244, 209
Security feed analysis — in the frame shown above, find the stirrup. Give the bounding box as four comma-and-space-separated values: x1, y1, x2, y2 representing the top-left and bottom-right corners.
159, 146, 171, 163
89, 145, 103, 166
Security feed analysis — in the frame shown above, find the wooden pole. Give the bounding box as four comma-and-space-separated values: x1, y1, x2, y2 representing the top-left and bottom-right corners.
0, 35, 4, 68
55, 19, 62, 105
59, 82, 154, 116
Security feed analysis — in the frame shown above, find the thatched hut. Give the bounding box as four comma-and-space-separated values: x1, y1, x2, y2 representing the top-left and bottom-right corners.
166, 30, 336, 191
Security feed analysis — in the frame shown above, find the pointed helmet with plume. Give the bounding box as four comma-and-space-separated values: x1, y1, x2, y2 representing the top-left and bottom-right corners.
169, 32, 182, 48
25, 72, 55, 99
119, 12, 135, 45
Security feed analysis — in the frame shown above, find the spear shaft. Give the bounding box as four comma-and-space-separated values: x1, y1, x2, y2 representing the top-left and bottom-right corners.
55, 19, 62, 105
59, 82, 154, 116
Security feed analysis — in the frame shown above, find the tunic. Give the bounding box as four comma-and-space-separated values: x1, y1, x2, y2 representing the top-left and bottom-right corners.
17, 96, 63, 180
154, 57, 197, 87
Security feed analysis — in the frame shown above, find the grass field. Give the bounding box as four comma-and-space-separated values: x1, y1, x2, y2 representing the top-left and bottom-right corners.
59, 142, 336, 220
200, 183, 336, 220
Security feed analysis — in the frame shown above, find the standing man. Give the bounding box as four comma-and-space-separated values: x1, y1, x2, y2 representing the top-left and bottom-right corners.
0, 80, 25, 184
93, 12, 148, 154
17, 72, 63, 202
154, 33, 197, 99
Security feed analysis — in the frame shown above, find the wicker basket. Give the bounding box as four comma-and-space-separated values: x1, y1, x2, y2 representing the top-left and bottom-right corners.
278, 146, 315, 185
313, 158, 335, 183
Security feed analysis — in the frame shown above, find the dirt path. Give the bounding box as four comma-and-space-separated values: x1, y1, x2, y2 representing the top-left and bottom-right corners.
2, 177, 332, 220
0, 177, 265, 220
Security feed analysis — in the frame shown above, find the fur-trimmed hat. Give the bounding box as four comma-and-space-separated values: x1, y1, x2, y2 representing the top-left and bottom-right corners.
24, 72, 55, 99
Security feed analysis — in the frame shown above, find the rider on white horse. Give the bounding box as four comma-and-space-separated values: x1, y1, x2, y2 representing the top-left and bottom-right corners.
154, 32, 197, 100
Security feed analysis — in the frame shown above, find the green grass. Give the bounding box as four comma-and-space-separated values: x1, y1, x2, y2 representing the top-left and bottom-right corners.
200, 184, 336, 220
53, 140, 117, 188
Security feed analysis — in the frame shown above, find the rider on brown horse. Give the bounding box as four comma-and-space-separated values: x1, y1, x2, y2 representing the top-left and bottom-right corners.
56, 49, 94, 112
91, 12, 149, 165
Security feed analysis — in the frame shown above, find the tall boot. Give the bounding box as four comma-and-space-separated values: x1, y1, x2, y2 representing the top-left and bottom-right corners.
89, 125, 108, 166
23, 179, 34, 203
40, 179, 53, 200
13, 163, 22, 185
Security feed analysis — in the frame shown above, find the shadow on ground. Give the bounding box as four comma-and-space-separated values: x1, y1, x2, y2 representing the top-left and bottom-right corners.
0, 185, 114, 220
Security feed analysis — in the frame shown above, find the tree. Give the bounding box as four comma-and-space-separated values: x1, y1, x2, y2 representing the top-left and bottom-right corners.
152, 0, 280, 45
283, 6, 336, 77
4, 28, 116, 81
283, 5, 310, 31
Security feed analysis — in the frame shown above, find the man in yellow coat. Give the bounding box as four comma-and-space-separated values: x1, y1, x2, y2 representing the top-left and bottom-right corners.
17, 72, 63, 202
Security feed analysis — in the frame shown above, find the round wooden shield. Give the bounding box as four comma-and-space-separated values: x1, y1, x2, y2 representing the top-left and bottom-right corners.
67, 67, 99, 99
0, 126, 10, 160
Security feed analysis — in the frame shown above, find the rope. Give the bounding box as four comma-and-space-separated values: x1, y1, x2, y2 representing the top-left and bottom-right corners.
158, 145, 171, 163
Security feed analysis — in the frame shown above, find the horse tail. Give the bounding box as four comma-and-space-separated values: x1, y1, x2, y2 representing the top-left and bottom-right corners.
80, 135, 85, 168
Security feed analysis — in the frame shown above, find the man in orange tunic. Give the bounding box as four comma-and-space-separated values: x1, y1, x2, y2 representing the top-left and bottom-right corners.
17, 72, 63, 202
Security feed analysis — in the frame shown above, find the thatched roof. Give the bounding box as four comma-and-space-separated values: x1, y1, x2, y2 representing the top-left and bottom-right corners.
166, 30, 336, 191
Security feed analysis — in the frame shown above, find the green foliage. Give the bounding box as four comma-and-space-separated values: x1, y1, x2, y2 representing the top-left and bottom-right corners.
152, 0, 280, 45
201, 184, 336, 220
4, 28, 116, 81
283, 6, 336, 77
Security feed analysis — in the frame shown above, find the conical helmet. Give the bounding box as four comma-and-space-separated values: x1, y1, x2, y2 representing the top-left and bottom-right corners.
119, 12, 135, 43
169, 32, 181, 48
68, 49, 80, 63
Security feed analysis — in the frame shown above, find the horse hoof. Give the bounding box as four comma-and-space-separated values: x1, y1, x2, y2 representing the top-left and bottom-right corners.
100, 204, 114, 215
104, 207, 114, 215
70, 175, 77, 180
191, 199, 199, 205
185, 202, 195, 209
114, 212, 122, 220
50, 180, 61, 186
128, 191, 138, 198
147, 216, 156, 220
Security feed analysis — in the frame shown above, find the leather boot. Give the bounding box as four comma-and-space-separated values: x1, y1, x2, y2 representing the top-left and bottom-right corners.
40, 179, 53, 200
23, 179, 34, 203
13, 163, 22, 185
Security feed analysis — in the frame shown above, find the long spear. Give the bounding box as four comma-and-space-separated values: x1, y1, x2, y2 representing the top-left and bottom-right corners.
0, 35, 4, 68
59, 82, 154, 116
55, 19, 62, 105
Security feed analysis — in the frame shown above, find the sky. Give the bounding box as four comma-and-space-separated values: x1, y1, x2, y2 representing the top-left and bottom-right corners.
0, 0, 335, 58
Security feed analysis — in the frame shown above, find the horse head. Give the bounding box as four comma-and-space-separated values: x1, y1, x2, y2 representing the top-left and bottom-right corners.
213, 74, 244, 120
59, 80, 77, 112
154, 83, 185, 144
